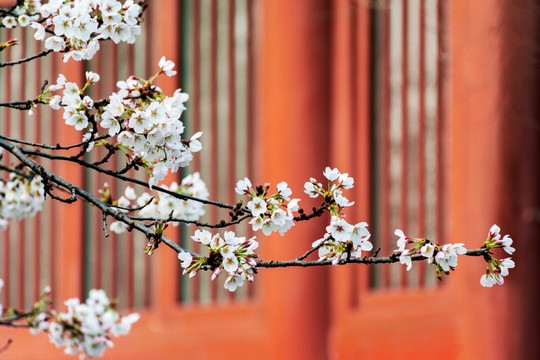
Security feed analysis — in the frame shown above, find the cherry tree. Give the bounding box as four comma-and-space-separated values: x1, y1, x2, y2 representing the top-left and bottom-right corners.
0, 0, 515, 358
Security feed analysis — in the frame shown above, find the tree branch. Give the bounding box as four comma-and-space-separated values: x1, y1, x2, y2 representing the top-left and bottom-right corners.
0, 137, 203, 258
0, 49, 55, 68
257, 248, 489, 268
20, 147, 244, 211
130, 214, 252, 229
0, 133, 110, 150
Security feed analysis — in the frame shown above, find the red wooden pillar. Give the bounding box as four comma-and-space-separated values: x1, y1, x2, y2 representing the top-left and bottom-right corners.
497, 1, 540, 359
148, 0, 181, 314
328, 0, 371, 323
53, 57, 85, 303
258, 0, 332, 359
448, 1, 516, 359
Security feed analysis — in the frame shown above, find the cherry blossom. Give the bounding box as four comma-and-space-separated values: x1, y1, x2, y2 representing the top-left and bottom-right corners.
178, 230, 259, 292
27, 288, 139, 358
1, 0, 144, 62
0, 172, 45, 229
480, 225, 516, 287
106, 172, 208, 235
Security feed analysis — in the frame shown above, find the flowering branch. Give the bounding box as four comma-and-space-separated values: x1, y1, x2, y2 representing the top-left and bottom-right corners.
256, 248, 490, 268
18, 148, 241, 211
0, 280, 139, 358
0, 0, 516, 357
0, 137, 201, 257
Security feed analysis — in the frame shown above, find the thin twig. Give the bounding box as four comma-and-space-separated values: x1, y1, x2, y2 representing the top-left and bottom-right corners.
131, 214, 252, 229
0, 49, 54, 68
0, 164, 32, 179
109, 197, 155, 213
295, 240, 326, 261
0, 133, 110, 150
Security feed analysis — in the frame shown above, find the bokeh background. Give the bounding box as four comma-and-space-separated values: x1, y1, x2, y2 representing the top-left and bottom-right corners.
0, 0, 538, 359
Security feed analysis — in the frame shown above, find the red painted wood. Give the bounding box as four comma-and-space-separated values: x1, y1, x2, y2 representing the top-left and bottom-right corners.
148, 0, 181, 314
259, 0, 332, 358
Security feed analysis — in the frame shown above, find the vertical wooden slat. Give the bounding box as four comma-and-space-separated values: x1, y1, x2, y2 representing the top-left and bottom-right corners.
407, 0, 421, 288
399, 0, 409, 289
436, 0, 447, 247
49, 53, 59, 305
329, 0, 354, 314
143, 5, 154, 309
417, 0, 427, 286
379, 3, 391, 289
228, 1, 236, 208
348, 0, 359, 307
190, 0, 202, 305
110, 43, 119, 301
245, 0, 256, 300
423, 0, 438, 288
209, 0, 219, 303
149, 0, 181, 313
1, 28, 12, 306
227, 0, 237, 302
181, 0, 200, 305
17, 26, 27, 309
53, 59, 85, 305
246, 0, 255, 182
32, 29, 42, 303
126, 43, 136, 309
388, 0, 403, 289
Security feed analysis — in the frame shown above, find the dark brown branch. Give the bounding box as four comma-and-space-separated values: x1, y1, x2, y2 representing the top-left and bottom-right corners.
0, 133, 110, 150
257, 248, 490, 268
295, 240, 326, 261
0, 321, 29, 328
0, 49, 54, 68
44, 185, 77, 203
0, 99, 36, 110
109, 197, 155, 213
131, 214, 252, 229
0, 163, 32, 179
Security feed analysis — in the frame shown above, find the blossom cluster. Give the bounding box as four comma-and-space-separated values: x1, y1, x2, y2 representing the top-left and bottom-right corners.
304, 167, 354, 208
28, 288, 139, 358
40, 57, 200, 188
1, 0, 41, 29
313, 217, 372, 265
307, 168, 373, 264
0, 172, 45, 230
0, 281, 137, 358
106, 172, 208, 234
236, 177, 299, 236
178, 229, 259, 292
2, 0, 142, 62
480, 224, 515, 287
394, 229, 467, 278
